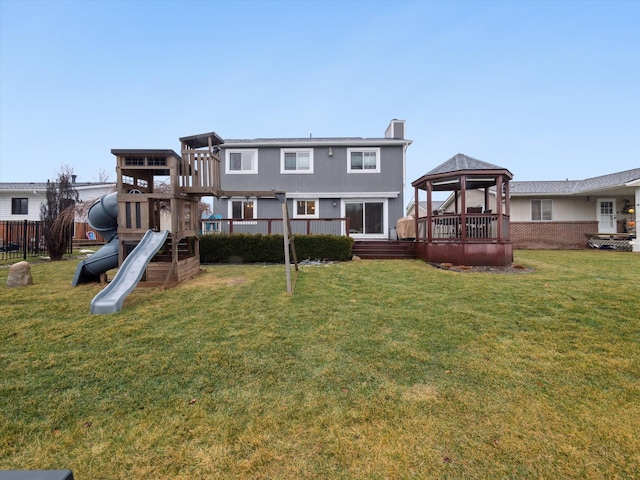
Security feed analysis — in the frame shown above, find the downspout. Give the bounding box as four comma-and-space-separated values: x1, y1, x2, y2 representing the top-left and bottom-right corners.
402, 142, 408, 216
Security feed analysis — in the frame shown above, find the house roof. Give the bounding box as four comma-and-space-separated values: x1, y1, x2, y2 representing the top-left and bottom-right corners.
0, 182, 115, 192
510, 181, 580, 194
511, 168, 640, 196
111, 149, 180, 158
221, 137, 412, 148
406, 200, 444, 214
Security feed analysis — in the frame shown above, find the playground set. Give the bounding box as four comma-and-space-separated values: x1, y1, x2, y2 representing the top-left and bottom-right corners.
73, 132, 297, 314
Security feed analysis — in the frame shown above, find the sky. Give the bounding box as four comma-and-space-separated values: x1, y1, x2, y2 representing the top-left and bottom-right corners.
1, 0, 638, 204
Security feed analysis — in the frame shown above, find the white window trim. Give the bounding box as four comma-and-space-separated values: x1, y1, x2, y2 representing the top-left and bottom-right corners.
280, 148, 314, 174
11, 197, 29, 215
225, 149, 258, 174
228, 197, 258, 220
292, 198, 319, 219
347, 147, 381, 173
531, 199, 552, 221
341, 198, 388, 239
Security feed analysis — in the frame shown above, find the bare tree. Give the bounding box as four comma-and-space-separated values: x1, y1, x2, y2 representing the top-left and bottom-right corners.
94, 167, 112, 183
40, 167, 79, 260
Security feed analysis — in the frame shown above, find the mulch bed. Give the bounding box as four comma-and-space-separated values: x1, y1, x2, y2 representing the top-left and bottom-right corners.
431, 263, 533, 274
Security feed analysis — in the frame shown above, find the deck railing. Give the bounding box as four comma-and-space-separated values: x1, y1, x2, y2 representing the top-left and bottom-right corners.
202, 218, 349, 236
417, 214, 509, 242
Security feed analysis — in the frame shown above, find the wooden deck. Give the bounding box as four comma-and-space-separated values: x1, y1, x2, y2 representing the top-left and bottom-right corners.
586, 233, 635, 251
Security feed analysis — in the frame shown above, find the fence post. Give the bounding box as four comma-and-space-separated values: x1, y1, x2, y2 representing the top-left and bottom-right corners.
23, 219, 28, 260
69, 224, 73, 255
35, 222, 40, 255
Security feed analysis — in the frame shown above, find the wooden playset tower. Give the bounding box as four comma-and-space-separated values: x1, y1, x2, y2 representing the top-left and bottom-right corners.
110, 132, 224, 287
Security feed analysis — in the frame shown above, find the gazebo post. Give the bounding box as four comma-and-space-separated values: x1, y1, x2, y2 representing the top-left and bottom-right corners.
460, 175, 467, 241
503, 177, 510, 217
426, 180, 433, 242
414, 185, 420, 240
496, 175, 504, 240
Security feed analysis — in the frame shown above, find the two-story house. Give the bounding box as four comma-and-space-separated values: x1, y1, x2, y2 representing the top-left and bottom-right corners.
213, 120, 412, 240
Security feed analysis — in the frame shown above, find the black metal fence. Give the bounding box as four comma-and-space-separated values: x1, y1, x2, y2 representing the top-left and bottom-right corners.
0, 220, 73, 261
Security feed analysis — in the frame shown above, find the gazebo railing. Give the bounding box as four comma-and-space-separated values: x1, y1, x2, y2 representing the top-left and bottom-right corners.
417, 213, 509, 242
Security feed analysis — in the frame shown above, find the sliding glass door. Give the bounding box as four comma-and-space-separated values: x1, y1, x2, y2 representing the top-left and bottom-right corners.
345, 201, 385, 236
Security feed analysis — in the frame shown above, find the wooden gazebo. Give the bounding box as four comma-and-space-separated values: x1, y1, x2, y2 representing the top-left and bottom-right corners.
411, 154, 513, 266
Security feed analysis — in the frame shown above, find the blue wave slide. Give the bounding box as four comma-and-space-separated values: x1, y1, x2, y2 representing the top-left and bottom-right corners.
90, 229, 168, 314
72, 192, 169, 314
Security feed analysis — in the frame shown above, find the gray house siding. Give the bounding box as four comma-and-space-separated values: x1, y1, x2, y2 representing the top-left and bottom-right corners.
218, 145, 404, 194
213, 122, 411, 239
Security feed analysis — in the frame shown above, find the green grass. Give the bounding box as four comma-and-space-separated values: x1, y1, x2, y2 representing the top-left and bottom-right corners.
1, 250, 639, 479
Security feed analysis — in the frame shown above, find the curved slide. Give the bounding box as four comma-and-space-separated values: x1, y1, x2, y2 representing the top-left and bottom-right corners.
72, 192, 170, 314
72, 192, 119, 286
90, 229, 169, 314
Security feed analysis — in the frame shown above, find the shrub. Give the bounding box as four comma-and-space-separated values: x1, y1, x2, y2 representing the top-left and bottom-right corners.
199, 234, 354, 264
294, 235, 354, 262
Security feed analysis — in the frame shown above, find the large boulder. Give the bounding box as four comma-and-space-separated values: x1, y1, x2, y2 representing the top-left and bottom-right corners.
6, 261, 33, 287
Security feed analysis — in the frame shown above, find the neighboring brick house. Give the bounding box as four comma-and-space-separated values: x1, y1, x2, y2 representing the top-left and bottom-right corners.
438, 168, 640, 250
213, 120, 412, 240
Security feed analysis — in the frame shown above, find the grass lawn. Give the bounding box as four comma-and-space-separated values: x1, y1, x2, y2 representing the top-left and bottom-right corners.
1, 250, 639, 479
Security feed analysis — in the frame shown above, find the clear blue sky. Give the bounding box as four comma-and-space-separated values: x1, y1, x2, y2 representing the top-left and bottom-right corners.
1, 0, 638, 203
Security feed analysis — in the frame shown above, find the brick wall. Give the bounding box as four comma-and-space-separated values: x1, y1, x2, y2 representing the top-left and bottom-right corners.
511, 221, 597, 249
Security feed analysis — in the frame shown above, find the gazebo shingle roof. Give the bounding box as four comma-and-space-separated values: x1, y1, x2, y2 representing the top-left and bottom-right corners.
425, 153, 507, 176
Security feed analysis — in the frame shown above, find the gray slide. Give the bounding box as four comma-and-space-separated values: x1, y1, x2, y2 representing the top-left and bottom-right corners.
90, 229, 169, 314
72, 192, 119, 286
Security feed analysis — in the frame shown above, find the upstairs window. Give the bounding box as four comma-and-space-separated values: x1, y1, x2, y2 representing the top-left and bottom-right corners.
11, 197, 28, 215
348, 148, 380, 173
281, 148, 313, 173
226, 149, 258, 174
531, 199, 552, 221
